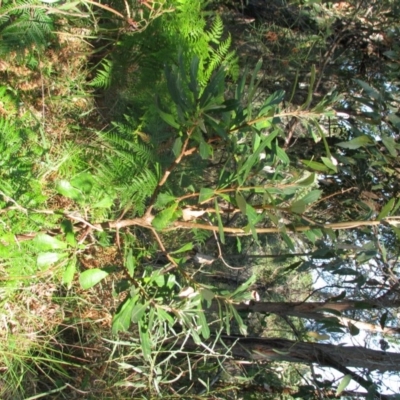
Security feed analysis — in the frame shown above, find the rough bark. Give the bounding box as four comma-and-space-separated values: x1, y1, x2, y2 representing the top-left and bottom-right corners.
210, 298, 400, 321
185, 336, 400, 373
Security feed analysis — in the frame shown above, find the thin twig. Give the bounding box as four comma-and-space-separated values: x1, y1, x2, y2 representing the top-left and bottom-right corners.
145, 127, 195, 219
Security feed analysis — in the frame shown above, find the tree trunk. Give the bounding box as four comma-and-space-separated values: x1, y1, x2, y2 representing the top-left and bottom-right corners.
187, 336, 400, 373
210, 298, 400, 321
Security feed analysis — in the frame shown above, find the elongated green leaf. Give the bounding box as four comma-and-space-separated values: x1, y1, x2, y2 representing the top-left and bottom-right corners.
231, 275, 256, 298
381, 136, 398, 157
321, 156, 337, 172
157, 308, 175, 326
157, 109, 180, 129
355, 79, 382, 101
297, 173, 316, 186
214, 199, 225, 244
170, 242, 193, 254
112, 297, 137, 334
336, 375, 352, 396
34, 234, 67, 250
58, 1, 81, 10
62, 257, 76, 288
125, 248, 135, 277
300, 190, 322, 205
301, 159, 329, 172
131, 302, 149, 323
388, 113, 400, 129
79, 268, 110, 290
230, 306, 247, 335
172, 137, 182, 157
274, 144, 290, 164
303, 64, 316, 108
189, 56, 199, 98
378, 198, 395, 220
37, 252, 68, 268
139, 321, 152, 360
198, 310, 210, 339
336, 135, 373, 149
240, 130, 279, 183
236, 192, 247, 214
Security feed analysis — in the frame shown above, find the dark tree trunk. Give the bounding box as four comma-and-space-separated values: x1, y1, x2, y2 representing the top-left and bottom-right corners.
183, 336, 400, 373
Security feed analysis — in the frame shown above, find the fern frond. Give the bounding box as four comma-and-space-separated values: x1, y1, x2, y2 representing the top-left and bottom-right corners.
95, 117, 159, 213
0, 1, 55, 57
90, 59, 113, 89
206, 15, 224, 45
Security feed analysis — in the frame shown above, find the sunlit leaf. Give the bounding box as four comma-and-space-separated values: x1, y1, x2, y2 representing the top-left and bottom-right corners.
301, 159, 329, 172
321, 156, 337, 172
62, 257, 76, 288
336, 135, 373, 149
336, 374, 352, 396
236, 191, 247, 215
37, 252, 68, 268
93, 195, 114, 208
151, 203, 178, 230
214, 199, 225, 244
112, 297, 137, 334
70, 172, 94, 194
199, 188, 214, 203
34, 233, 67, 250
378, 198, 395, 220
131, 302, 149, 323
56, 180, 82, 201
79, 268, 110, 290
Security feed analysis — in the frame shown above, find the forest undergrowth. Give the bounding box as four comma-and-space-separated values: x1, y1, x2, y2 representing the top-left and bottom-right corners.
1, 1, 400, 399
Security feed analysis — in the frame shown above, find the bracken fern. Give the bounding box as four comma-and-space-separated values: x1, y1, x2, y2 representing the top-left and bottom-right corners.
0, 0, 55, 58
96, 118, 159, 215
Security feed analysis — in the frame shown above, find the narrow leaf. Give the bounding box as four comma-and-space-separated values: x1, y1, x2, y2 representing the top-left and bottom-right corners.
112, 297, 137, 333
131, 302, 149, 323
139, 321, 151, 360
214, 199, 225, 244
336, 375, 352, 396
62, 257, 76, 288
235, 192, 247, 214
378, 198, 395, 220
336, 135, 373, 149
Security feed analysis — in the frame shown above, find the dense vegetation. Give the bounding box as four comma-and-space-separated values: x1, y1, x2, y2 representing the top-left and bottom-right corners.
0, 0, 399, 398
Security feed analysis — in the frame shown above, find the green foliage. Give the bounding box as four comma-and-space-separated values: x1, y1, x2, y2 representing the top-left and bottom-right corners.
1, 0, 400, 398
0, 0, 55, 58
96, 118, 158, 214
